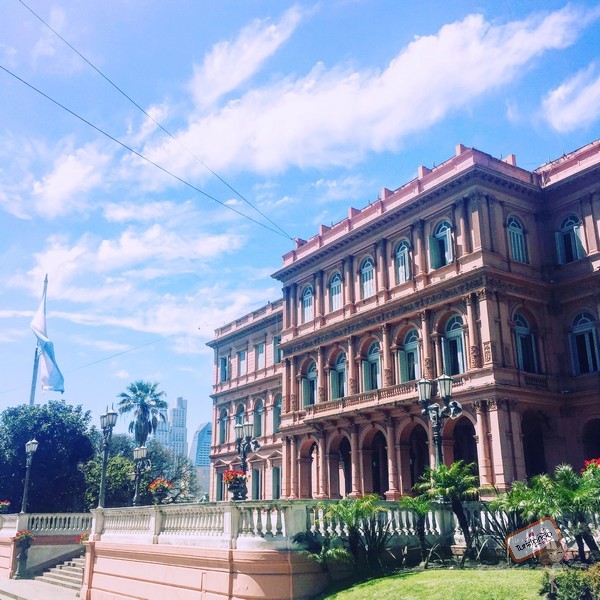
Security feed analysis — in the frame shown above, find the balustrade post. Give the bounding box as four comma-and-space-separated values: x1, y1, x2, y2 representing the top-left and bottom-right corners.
91, 508, 104, 542
150, 505, 163, 544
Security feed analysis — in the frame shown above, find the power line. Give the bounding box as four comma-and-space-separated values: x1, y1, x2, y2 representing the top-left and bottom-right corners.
17, 0, 293, 241
0, 63, 290, 239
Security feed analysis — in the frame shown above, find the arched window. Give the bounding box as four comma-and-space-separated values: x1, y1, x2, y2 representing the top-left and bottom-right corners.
253, 399, 263, 438
556, 215, 586, 265
430, 220, 453, 269
508, 216, 528, 264
235, 404, 245, 426
398, 329, 420, 382
514, 313, 538, 373
329, 273, 342, 312
360, 258, 375, 299
442, 315, 465, 375
395, 241, 411, 285
331, 353, 346, 399
302, 286, 314, 323
218, 409, 228, 444
273, 395, 282, 434
363, 342, 381, 391
570, 312, 599, 375
302, 362, 317, 407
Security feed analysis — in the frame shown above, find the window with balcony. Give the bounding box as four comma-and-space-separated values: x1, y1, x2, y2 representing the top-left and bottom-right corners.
363, 342, 381, 391
570, 312, 599, 375
360, 258, 375, 299
302, 286, 314, 322
429, 220, 453, 269
331, 353, 346, 399
514, 313, 538, 373
508, 216, 528, 264
398, 329, 420, 382
555, 215, 586, 265
395, 240, 411, 284
442, 315, 465, 375
302, 362, 317, 407
273, 336, 282, 363
235, 404, 245, 426
330, 272, 342, 311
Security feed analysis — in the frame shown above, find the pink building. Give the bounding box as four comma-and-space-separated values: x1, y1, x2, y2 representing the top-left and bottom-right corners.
209, 139, 600, 501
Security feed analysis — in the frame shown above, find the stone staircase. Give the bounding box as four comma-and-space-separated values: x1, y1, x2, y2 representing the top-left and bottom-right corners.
35, 555, 84, 592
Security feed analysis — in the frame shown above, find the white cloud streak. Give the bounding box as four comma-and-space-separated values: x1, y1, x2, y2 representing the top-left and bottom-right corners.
542, 63, 600, 132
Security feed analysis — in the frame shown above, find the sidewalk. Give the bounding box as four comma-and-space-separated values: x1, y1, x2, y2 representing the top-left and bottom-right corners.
0, 578, 79, 600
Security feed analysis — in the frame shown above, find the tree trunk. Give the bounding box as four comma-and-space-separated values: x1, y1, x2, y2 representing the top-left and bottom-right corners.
417, 515, 427, 566
574, 533, 587, 562
451, 499, 472, 567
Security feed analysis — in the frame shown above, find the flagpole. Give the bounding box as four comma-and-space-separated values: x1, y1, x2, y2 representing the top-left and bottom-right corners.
29, 275, 48, 406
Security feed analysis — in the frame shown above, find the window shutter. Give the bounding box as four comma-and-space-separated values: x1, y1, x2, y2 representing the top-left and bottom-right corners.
414, 350, 421, 380
362, 361, 369, 391
429, 236, 441, 269
555, 231, 565, 265
573, 224, 586, 258
398, 350, 408, 382
405, 249, 412, 280
441, 337, 449, 373
444, 227, 453, 264
456, 335, 465, 373
302, 378, 310, 407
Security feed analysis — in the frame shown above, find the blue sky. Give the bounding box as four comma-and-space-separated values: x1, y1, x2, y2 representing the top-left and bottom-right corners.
1, 1, 600, 441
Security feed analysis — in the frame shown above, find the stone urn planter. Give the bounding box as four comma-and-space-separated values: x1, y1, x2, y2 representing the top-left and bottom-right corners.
227, 479, 248, 501
13, 531, 35, 579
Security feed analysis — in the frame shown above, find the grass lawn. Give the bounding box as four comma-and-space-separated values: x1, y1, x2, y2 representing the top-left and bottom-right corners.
320, 568, 544, 599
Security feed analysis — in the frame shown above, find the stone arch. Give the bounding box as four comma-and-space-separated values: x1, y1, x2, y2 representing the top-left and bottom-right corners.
398, 420, 430, 491
361, 426, 389, 497
328, 432, 352, 498
445, 414, 478, 470
298, 436, 319, 498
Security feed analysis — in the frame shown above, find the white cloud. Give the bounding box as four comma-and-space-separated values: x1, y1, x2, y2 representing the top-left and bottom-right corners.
32, 143, 111, 218
146, 5, 596, 178
542, 63, 600, 132
313, 175, 367, 202
103, 200, 182, 223
189, 5, 304, 108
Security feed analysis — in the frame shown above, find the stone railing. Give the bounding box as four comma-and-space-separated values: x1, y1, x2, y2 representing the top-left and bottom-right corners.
0, 512, 92, 539
91, 500, 458, 552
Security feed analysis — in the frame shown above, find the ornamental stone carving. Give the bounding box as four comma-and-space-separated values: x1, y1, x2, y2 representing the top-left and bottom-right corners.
470, 345, 482, 369
423, 357, 434, 379
384, 368, 393, 387
349, 378, 357, 395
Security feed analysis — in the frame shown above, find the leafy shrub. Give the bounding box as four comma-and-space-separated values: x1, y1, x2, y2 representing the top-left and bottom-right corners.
587, 563, 600, 600
540, 568, 591, 600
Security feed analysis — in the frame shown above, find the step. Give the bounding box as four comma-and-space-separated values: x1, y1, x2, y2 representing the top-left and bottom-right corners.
53, 565, 83, 576
37, 570, 82, 584
35, 573, 82, 591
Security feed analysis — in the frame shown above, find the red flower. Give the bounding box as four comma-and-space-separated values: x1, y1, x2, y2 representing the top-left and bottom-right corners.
223, 469, 245, 485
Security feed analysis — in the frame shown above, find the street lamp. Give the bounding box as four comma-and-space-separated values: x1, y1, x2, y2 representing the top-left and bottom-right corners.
97, 407, 118, 508
131, 446, 151, 507
417, 373, 462, 469
20, 438, 39, 513
234, 419, 260, 500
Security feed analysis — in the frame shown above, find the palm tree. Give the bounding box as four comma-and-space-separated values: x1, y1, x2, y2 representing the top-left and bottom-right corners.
399, 494, 433, 566
497, 464, 600, 562
414, 461, 479, 566
117, 381, 168, 447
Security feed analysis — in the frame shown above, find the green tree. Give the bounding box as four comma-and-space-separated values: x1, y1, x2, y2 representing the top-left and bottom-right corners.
0, 401, 95, 512
81, 455, 135, 509
318, 494, 392, 570
117, 381, 167, 447
496, 463, 600, 562
399, 494, 433, 566
414, 461, 479, 566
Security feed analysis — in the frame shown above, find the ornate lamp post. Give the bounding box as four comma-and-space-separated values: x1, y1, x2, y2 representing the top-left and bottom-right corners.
131, 446, 151, 507
20, 438, 39, 514
98, 407, 118, 508
417, 373, 462, 469
234, 419, 260, 500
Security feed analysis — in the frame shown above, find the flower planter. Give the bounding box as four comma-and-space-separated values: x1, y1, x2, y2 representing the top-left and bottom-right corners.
227, 479, 247, 501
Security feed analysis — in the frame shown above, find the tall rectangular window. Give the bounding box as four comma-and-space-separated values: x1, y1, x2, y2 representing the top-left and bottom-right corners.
330, 273, 342, 311
216, 472, 224, 501
251, 468, 262, 500
272, 466, 281, 500
273, 336, 282, 363
238, 350, 247, 376
219, 356, 229, 382
256, 342, 265, 370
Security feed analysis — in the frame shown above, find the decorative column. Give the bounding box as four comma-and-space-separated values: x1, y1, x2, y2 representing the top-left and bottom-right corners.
315, 270, 324, 322
316, 431, 328, 498
384, 417, 400, 500
414, 219, 426, 281
457, 196, 472, 254
486, 398, 512, 491
282, 359, 290, 413
376, 238, 389, 301
289, 435, 298, 499
381, 324, 393, 387
290, 283, 298, 332
465, 294, 482, 369
476, 289, 496, 366
282, 437, 290, 498
473, 401, 492, 485
433, 334, 443, 379
420, 310, 433, 379
347, 336, 357, 395
283, 286, 290, 329
349, 425, 361, 498
289, 358, 297, 411
317, 346, 326, 403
